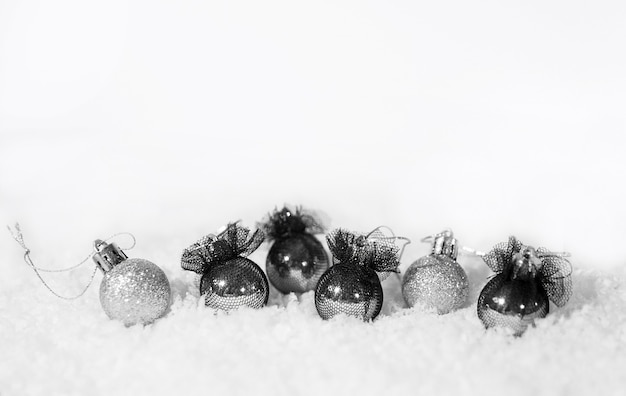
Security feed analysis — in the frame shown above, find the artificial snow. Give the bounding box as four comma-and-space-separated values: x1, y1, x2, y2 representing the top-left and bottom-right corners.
1, 1, 626, 395
1, 234, 625, 396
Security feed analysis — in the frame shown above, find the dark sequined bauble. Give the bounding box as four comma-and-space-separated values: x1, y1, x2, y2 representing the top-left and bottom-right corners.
200, 257, 269, 311
314, 263, 383, 321
266, 233, 329, 294
477, 274, 549, 336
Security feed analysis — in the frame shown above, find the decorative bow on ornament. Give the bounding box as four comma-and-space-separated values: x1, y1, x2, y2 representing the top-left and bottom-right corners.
181, 222, 265, 275
482, 236, 573, 307
260, 206, 326, 240
326, 227, 410, 273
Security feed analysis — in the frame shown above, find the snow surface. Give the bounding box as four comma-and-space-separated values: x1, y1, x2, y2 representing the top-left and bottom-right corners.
1, 1, 626, 395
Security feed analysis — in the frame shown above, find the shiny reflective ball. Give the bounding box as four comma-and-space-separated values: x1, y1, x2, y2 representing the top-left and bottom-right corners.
402, 255, 469, 314
201, 257, 269, 311
99, 258, 171, 326
266, 234, 329, 294
477, 274, 549, 336
315, 263, 383, 321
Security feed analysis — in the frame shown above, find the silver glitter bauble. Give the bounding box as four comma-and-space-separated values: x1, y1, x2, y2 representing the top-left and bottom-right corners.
99, 258, 171, 326
200, 257, 269, 311
402, 230, 468, 314
402, 255, 469, 314
93, 239, 171, 326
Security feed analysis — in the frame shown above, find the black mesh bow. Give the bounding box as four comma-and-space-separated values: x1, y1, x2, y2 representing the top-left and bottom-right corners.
181, 222, 265, 274
325, 228, 407, 273
258, 206, 326, 241
482, 236, 573, 307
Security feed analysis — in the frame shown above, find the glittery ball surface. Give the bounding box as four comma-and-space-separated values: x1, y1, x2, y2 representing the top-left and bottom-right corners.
315, 263, 383, 321
200, 257, 269, 311
402, 255, 469, 314
266, 234, 329, 294
99, 258, 171, 326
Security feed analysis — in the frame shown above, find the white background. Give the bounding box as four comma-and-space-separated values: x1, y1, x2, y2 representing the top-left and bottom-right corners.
1, 0, 625, 268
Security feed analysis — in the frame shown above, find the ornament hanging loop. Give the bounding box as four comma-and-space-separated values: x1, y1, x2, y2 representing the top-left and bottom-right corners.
7, 223, 97, 300
7, 223, 138, 300
420, 228, 453, 244
366, 225, 411, 260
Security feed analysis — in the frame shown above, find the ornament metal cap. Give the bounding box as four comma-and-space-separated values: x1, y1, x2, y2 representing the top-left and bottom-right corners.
92, 240, 128, 273
426, 230, 458, 260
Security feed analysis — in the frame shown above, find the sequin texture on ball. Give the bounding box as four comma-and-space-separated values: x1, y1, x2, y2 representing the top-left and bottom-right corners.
99, 258, 171, 326
315, 263, 382, 320
402, 255, 469, 314
200, 257, 269, 310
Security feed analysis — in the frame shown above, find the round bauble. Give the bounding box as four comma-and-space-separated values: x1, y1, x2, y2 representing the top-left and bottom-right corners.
402, 255, 469, 314
201, 257, 269, 311
477, 274, 549, 336
315, 263, 383, 321
266, 233, 329, 294
99, 258, 171, 326
476, 236, 573, 336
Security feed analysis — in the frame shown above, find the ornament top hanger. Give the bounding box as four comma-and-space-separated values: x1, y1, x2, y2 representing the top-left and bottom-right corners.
421, 229, 458, 260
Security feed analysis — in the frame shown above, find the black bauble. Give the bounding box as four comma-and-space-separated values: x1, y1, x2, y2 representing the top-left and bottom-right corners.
477, 274, 549, 336
200, 257, 269, 311
314, 263, 383, 321
267, 233, 329, 294
476, 236, 572, 336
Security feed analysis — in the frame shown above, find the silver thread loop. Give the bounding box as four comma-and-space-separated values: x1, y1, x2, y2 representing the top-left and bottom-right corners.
7, 223, 136, 300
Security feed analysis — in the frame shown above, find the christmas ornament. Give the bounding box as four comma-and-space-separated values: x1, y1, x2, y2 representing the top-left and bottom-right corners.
181, 222, 269, 311
402, 230, 469, 314
93, 239, 171, 326
315, 227, 410, 321
8, 224, 171, 326
477, 236, 573, 336
259, 206, 329, 294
